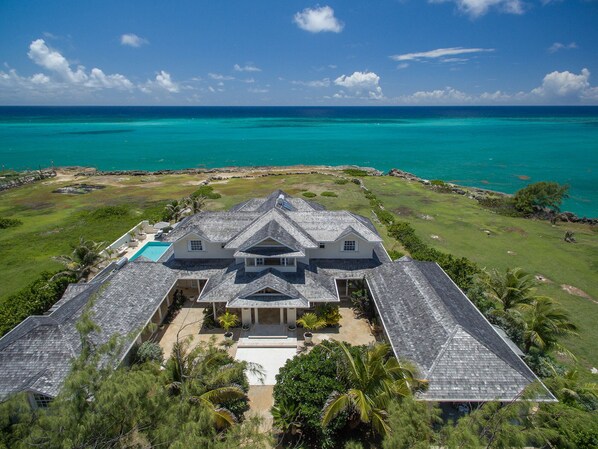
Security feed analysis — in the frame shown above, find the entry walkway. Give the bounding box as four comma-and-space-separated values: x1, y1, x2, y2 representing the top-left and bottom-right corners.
235, 325, 298, 385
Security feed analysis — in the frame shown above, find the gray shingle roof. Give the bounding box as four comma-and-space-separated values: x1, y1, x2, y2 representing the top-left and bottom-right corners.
367, 259, 554, 402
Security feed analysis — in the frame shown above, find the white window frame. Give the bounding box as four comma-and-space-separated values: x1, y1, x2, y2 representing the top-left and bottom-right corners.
342, 240, 357, 252
256, 258, 264, 266
188, 240, 203, 251
319, 243, 326, 249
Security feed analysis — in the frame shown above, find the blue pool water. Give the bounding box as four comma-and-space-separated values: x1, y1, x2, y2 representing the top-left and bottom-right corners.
130, 241, 171, 262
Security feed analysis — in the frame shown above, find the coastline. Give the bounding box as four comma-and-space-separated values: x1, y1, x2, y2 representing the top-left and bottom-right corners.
2, 164, 596, 224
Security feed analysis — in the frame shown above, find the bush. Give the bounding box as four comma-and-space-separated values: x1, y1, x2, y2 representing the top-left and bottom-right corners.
343, 168, 369, 177
477, 196, 521, 216
387, 249, 404, 260
334, 179, 348, 185
191, 185, 221, 199
302, 192, 317, 198
320, 191, 338, 197
315, 303, 341, 326
351, 178, 361, 185
513, 181, 569, 215
430, 179, 446, 186
87, 205, 132, 220
0, 217, 23, 229
374, 208, 395, 226
387, 221, 480, 292
0, 271, 76, 337
273, 342, 358, 448
134, 341, 164, 364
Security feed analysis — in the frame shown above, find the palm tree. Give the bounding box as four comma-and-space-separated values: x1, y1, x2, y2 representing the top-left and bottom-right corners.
186, 194, 206, 214
165, 337, 248, 429
271, 399, 302, 445
483, 267, 536, 312
218, 311, 239, 338
321, 341, 427, 437
520, 296, 578, 354
297, 312, 326, 343
52, 237, 105, 281
164, 200, 184, 223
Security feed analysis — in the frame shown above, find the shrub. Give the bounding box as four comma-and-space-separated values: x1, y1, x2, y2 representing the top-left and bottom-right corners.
88, 205, 131, 220
302, 192, 317, 198
0, 271, 76, 337
477, 196, 521, 216
0, 217, 23, 229
334, 179, 348, 185
513, 181, 569, 215
273, 342, 356, 448
134, 341, 164, 364
320, 191, 338, 197
343, 168, 369, 177
374, 208, 395, 226
315, 303, 341, 326
387, 249, 404, 260
191, 185, 221, 199
351, 178, 361, 185
430, 179, 446, 186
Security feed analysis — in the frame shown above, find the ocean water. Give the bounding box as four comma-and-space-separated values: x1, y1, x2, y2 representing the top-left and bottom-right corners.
0, 106, 596, 217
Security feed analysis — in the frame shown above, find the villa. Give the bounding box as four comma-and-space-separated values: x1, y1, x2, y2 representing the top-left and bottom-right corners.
0, 190, 554, 408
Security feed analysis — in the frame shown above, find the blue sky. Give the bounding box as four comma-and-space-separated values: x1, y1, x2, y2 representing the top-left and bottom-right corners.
0, 0, 597, 105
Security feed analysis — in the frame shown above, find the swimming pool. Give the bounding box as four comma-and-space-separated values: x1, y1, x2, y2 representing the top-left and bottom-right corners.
130, 241, 171, 262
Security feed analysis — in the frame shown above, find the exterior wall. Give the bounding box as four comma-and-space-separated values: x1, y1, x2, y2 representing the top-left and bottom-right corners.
172, 237, 234, 259
307, 234, 377, 259
241, 308, 252, 326
287, 308, 296, 325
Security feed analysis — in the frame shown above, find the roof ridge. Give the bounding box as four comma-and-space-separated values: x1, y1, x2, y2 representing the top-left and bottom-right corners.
426, 325, 461, 378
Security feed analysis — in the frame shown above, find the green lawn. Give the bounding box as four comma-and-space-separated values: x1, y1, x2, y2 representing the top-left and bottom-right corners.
0, 172, 595, 376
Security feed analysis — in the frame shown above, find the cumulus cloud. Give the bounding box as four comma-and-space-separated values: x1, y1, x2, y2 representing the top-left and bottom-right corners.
548, 42, 577, 53
391, 47, 494, 62
28, 39, 87, 83
120, 33, 148, 47
234, 63, 261, 72
155, 70, 179, 93
248, 87, 269, 93
293, 6, 344, 33
531, 68, 595, 99
429, 0, 524, 18
26, 38, 134, 90
334, 71, 383, 100
398, 87, 472, 104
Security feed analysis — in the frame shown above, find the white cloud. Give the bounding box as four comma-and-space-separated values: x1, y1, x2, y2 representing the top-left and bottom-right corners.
292, 78, 331, 88
234, 63, 261, 72
155, 70, 179, 93
531, 68, 593, 99
28, 39, 87, 83
334, 71, 383, 100
248, 87, 268, 93
85, 68, 133, 89
399, 87, 473, 104
429, 0, 524, 17
391, 47, 494, 62
209, 73, 234, 80
293, 6, 344, 33
548, 42, 577, 53
30, 73, 50, 84
242, 78, 256, 83
120, 33, 148, 47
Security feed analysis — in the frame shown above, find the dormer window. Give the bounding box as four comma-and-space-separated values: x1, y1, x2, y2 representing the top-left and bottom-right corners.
189, 240, 203, 251
343, 240, 357, 252
319, 243, 326, 249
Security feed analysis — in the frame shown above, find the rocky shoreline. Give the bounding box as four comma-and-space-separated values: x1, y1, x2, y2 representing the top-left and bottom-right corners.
1, 165, 595, 223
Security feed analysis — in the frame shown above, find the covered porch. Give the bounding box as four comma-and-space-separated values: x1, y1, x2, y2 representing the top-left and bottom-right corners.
212, 303, 298, 326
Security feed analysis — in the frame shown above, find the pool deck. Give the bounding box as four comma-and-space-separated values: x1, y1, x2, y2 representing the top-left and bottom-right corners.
124, 234, 157, 259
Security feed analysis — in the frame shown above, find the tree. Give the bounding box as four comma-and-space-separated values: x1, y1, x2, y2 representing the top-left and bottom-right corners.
218, 311, 239, 335
321, 342, 427, 437
164, 337, 249, 429
513, 181, 569, 215
483, 267, 536, 312
382, 398, 441, 449
52, 237, 105, 281
271, 398, 302, 446
164, 199, 184, 222
297, 312, 326, 332
186, 194, 206, 214
520, 296, 578, 354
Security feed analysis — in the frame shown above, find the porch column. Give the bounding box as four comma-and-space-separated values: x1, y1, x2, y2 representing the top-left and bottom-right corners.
287, 308, 296, 326
242, 308, 251, 326
212, 302, 217, 320
345, 280, 349, 297
254, 308, 259, 324
280, 308, 284, 324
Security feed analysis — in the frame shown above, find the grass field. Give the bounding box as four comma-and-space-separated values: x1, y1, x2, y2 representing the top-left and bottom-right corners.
0, 170, 595, 376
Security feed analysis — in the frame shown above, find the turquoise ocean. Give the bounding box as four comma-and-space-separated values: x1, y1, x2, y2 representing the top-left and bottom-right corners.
0, 106, 596, 217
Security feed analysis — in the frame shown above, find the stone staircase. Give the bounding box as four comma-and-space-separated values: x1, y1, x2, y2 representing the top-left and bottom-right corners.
238, 324, 298, 348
